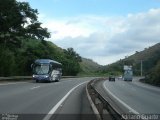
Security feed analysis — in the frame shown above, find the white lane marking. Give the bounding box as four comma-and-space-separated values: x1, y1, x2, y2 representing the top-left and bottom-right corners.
30, 86, 40, 90
103, 81, 139, 114
43, 81, 88, 120
0, 82, 28, 86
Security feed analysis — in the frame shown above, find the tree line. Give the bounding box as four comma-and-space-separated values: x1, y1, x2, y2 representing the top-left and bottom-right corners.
0, 0, 81, 76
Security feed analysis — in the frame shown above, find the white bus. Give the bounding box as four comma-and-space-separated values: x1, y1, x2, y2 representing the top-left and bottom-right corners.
32, 59, 62, 83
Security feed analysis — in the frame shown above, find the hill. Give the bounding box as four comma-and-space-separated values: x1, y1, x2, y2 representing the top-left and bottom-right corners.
79, 58, 102, 75
124, 42, 160, 75
103, 42, 160, 85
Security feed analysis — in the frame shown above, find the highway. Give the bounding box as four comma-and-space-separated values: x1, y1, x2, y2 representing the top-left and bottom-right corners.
0, 77, 96, 120
1, 77, 160, 120
94, 77, 160, 115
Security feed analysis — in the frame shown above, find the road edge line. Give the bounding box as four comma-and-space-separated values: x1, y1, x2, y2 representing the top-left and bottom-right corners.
0, 82, 28, 86
103, 81, 139, 114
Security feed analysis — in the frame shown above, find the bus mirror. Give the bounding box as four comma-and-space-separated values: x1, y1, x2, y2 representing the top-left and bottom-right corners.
31, 64, 33, 68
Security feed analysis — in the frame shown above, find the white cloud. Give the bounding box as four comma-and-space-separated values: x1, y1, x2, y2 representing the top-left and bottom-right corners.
40, 8, 160, 65
41, 17, 97, 40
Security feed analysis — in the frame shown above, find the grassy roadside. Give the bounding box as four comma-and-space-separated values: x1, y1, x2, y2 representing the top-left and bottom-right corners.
139, 78, 160, 87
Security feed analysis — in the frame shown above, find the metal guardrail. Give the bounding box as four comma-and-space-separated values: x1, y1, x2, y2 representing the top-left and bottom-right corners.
0, 76, 32, 81
87, 78, 123, 120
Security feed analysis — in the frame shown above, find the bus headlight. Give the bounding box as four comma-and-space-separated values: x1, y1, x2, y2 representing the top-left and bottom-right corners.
32, 75, 36, 78
45, 75, 49, 78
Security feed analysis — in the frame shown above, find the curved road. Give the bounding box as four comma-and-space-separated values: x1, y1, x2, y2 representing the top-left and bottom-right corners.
0, 77, 96, 120
95, 77, 160, 115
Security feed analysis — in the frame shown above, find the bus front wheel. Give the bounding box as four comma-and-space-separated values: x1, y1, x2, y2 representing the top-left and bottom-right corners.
55, 78, 59, 82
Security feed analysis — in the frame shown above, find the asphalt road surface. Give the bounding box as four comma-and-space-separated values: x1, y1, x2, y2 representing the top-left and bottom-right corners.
0, 77, 97, 120
95, 77, 160, 116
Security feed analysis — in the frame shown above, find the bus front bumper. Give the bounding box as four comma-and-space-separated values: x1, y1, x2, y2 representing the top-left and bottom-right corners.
32, 75, 50, 81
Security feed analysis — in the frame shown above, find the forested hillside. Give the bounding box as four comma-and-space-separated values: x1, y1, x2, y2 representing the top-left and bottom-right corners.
103, 43, 160, 85
79, 58, 102, 75
0, 0, 81, 76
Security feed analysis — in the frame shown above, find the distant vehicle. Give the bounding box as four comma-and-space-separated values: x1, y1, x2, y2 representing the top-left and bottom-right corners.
31, 59, 62, 83
123, 70, 133, 81
109, 75, 115, 82
117, 75, 123, 80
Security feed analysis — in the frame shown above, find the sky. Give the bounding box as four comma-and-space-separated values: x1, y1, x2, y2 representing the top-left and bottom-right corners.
18, 0, 160, 65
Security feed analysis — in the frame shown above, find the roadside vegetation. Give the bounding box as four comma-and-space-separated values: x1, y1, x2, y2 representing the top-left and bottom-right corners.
0, 0, 81, 76
144, 60, 160, 86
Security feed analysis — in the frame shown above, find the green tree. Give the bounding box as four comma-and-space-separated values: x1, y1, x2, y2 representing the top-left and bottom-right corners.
0, 47, 15, 76
64, 48, 82, 62
0, 0, 50, 49
147, 61, 160, 85
0, 0, 50, 76
62, 48, 81, 75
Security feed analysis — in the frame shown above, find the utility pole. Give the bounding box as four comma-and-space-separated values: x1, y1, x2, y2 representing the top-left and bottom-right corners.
141, 60, 143, 76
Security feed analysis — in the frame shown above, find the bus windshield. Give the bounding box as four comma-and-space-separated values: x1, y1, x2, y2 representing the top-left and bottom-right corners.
34, 64, 50, 75
124, 70, 133, 75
